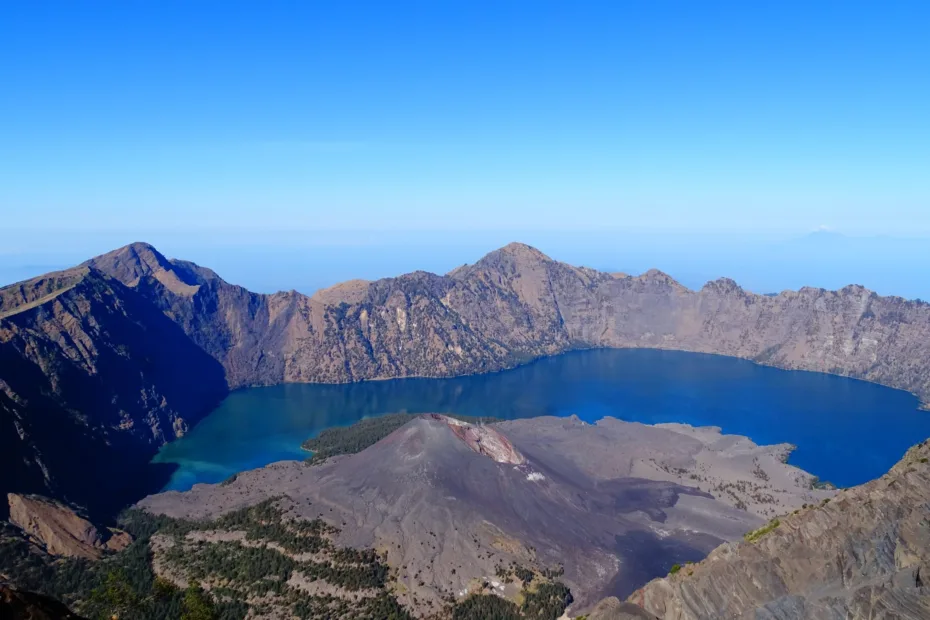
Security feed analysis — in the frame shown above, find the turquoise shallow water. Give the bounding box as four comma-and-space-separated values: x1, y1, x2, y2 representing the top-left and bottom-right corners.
153, 348, 930, 491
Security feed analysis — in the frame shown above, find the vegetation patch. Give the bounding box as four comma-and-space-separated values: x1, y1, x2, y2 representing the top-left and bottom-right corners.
463, 564, 571, 620
453, 594, 522, 620
0, 499, 409, 620
452, 580, 572, 620
744, 518, 781, 543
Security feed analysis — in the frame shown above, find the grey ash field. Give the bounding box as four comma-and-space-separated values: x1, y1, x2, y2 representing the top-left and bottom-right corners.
139, 413, 831, 616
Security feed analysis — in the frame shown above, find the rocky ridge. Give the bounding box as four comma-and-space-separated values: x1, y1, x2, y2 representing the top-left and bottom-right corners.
80, 241, 930, 402
623, 439, 930, 619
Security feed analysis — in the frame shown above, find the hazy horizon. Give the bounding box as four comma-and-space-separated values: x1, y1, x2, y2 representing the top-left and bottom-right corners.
4, 229, 930, 303
3, 2, 930, 299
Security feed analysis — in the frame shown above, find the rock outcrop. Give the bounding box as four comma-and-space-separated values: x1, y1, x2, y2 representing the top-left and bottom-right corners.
4, 241, 930, 512
624, 439, 930, 619
7, 494, 131, 560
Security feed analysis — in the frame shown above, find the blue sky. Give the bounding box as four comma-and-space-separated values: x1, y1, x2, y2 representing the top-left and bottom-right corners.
2, 1, 929, 295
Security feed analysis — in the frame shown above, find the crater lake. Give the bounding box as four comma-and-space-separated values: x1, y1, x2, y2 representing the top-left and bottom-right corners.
152, 348, 930, 492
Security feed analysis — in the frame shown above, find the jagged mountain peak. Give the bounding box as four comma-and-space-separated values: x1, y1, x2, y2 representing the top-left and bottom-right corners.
83, 241, 171, 284
84, 242, 203, 296
498, 240, 551, 256
94, 240, 166, 264
701, 277, 745, 295
448, 242, 555, 280
636, 268, 683, 288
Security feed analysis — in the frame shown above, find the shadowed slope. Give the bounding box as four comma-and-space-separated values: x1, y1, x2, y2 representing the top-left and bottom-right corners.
0, 584, 87, 620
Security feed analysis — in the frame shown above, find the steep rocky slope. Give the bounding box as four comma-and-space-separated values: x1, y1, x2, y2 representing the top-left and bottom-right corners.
0, 264, 227, 515
4, 240, 930, 515
623, 439, 930, 619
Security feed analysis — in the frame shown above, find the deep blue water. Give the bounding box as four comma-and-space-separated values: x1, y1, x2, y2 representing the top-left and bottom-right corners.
153, 348, 930, 491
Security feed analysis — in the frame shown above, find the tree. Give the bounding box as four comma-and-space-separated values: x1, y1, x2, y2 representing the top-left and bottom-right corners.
152, 576, 177, 600
89, 570, 143, 619
181, 581, 217, 620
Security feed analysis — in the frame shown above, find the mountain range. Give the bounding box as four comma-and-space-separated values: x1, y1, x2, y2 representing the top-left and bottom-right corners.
3, 241, 930, 515
3, 241, 930, 618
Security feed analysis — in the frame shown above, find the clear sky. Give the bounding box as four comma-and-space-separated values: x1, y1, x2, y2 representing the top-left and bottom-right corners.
2, 2, 929, 295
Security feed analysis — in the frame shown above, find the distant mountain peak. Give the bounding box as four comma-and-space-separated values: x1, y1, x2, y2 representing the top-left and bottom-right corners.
637, 269, 682, 288
83, 241, 170, 282
84, 242, 201, 296
477, 242, 554, 267
498, 241, 550, 256
701, 277, 745, 295
447, 242, 554, 279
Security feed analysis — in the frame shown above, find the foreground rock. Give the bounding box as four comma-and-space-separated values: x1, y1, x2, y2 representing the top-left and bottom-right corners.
0, 584, 86, 620
139, 414, 828, 616
623, 439, 930, 619
4, 240, 930, 510
7, 494, 131, 560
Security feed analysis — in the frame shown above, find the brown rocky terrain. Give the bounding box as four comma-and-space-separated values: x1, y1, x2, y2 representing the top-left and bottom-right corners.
6, 494, 130, 560
138, 414, 829, 616
620, 438, 930, 620
3, 240, 930, 515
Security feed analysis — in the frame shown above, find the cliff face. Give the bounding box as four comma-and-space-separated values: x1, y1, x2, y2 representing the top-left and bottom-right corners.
625, 440, 930, 620
3, 240, 930, 514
